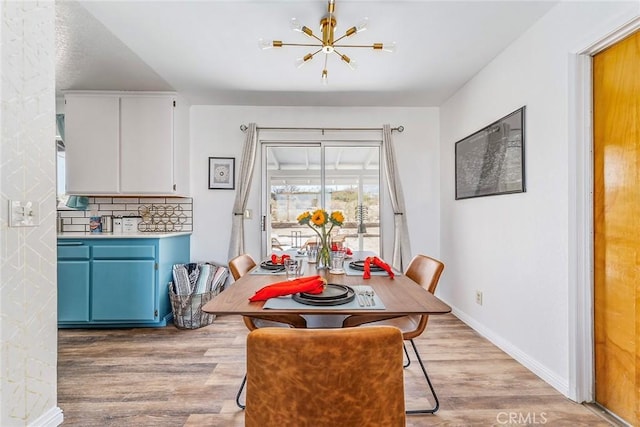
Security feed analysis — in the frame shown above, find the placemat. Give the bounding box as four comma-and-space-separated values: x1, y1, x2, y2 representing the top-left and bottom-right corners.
263, 285, 385, 310
344, 262, 402, 276
250, 266, 285, 275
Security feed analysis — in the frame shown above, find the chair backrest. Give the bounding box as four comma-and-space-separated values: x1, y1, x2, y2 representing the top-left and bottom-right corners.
245, 326, 406, 427
228, 254, 256, 281
228, 254, 307, 331
404, 254, 445, 339
405, 254, 445, 294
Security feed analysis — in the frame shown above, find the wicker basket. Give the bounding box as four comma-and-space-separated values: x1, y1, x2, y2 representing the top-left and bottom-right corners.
169, 284, 218, 329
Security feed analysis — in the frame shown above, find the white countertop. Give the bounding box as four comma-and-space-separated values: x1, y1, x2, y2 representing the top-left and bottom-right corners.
57, 231, 192, 239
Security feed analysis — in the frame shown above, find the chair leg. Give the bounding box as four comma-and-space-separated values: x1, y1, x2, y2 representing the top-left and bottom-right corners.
406, 339, 439, 415
235, 374, 247, 410
403, 342, 411, 368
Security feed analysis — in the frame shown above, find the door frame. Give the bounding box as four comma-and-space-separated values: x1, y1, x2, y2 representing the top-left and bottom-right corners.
569, 16, 640, 403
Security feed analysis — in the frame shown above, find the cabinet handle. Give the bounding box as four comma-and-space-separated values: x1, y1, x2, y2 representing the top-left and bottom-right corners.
57, 241, 84, 246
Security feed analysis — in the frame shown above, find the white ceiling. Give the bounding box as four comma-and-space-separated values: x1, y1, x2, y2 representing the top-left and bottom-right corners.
55, 0, 558, 107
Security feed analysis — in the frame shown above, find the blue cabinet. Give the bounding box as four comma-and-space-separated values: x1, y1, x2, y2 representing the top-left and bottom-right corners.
58, 243, 90, 322
57, 235, 190, 328
92, 259, 156, 321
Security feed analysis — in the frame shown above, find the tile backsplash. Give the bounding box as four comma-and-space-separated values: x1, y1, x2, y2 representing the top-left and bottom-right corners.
58, 196, 193, 233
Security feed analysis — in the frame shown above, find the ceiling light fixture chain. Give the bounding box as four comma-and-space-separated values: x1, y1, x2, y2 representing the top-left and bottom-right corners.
259, 0, 395, 84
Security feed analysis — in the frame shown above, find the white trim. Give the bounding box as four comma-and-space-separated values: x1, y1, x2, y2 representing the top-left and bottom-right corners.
452, 306, 569, 396
569, 16, 640, 403
567, 51, 594, 403
28, 407, 63, 427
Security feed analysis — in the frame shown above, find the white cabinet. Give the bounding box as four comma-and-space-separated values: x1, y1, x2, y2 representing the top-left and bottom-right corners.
120, 96, 174, 193
65, 95, 120, 194
64, 92, 189, 196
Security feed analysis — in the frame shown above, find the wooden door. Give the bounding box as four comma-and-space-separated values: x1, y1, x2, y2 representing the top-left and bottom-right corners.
593, 30, 640, 424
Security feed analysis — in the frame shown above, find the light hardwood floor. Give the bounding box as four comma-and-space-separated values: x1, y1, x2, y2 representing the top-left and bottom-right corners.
58, 314, 614, 426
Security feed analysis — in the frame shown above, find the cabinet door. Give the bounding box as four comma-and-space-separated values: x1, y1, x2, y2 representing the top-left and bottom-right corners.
58, 260, 90, 322
65, 95, 120, 193
120, 96, 175, 193
91, 260, 156, 321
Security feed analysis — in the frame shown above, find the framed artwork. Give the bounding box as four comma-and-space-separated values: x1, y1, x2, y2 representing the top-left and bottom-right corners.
208, 157, 235, 190
455, 107, 526, 200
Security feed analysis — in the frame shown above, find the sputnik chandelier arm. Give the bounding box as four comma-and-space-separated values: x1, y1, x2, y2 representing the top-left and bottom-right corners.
259, 0, 395, 84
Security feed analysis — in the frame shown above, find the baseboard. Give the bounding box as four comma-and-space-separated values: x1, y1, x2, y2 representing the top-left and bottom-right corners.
28, 406, 63, 427
450, 305, 571, 398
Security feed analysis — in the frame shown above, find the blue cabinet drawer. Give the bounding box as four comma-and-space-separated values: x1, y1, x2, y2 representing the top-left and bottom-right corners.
57, 245, 90, 260
93, 245, 155, 259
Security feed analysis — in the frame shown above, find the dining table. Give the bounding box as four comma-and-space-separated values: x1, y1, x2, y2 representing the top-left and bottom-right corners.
201, 252, 452, 327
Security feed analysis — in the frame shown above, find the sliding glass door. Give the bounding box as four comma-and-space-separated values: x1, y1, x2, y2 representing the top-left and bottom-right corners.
262, 142, 381, 256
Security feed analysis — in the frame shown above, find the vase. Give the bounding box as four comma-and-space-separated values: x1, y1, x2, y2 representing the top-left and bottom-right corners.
316, 239, 331, 270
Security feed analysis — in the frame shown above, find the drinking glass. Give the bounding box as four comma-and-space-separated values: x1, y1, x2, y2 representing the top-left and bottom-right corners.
284, 259, 299, 281
329, 250, 346, 274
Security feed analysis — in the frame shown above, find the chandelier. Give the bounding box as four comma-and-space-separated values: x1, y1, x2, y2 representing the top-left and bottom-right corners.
259, 0, 395, 84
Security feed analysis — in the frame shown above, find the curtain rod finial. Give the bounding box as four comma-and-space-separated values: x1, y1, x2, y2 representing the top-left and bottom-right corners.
240, 124, 248, 132
396, 126, 404, 132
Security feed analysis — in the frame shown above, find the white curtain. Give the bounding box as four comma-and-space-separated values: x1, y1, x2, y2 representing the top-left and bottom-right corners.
228, 123, 258, 260
382, 124, 411, 271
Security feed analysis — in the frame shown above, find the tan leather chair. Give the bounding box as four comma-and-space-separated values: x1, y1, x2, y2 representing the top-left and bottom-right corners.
228, 253, 257, 282
342, 254, 445, 414
245, 326, 406, 427
228, 254, 307, 409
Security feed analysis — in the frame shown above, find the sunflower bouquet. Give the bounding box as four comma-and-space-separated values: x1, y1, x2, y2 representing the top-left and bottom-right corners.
297, 209, 344, 268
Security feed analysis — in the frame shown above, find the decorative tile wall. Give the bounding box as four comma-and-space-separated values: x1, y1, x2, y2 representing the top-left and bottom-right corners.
58, 196, 193, 233
0, 1, 62, 426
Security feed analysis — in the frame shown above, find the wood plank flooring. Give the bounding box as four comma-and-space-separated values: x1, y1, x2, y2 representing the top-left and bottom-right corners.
58, 314, 614, 426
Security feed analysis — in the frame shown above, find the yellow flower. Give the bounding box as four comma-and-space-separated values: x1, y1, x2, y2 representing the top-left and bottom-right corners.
330, 211, 344, 226
297, 211, 311, 224
311, 209, 327, 226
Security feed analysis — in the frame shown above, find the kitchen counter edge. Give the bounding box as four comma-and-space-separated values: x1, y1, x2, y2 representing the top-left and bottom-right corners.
57, 232, 192, 239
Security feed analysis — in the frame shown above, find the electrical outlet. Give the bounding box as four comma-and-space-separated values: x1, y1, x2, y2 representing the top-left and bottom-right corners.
475, 290, 483, 306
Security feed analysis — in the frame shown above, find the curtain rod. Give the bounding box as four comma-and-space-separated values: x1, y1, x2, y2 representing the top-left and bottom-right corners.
239, 124, 404, 133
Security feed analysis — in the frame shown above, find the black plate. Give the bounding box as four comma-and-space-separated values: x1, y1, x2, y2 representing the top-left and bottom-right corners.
300, 284, 349, 300
293, 285, 355, 306
349, 260, 385, 272
260, 260, 288, 270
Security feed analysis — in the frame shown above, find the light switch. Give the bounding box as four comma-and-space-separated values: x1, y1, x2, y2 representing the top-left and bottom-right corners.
8, 200, 38, 227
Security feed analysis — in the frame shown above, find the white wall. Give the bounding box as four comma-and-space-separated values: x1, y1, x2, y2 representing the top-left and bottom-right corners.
439, 1, 640, 398
189, 106, 439, 266
1, 2, 61, 426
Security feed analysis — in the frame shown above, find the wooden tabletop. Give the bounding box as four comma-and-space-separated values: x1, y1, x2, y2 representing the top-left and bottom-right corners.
202, 261, 451, 318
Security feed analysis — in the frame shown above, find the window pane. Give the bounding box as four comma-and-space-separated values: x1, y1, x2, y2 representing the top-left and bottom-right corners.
265, 144, 380, 255
267, 146, 322, 250
325, 146, 380, 253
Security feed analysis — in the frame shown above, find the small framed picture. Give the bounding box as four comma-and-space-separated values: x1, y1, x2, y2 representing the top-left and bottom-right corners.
208, 157, 235, 190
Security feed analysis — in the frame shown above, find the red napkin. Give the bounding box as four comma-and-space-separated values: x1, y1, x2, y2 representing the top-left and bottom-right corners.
249, 275, 326, 302
271, 254, 291, 265
363, 256, 395, 280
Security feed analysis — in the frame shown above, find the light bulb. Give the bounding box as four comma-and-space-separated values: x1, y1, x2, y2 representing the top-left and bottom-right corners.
321, 69, 328, 85
295, 53, 314, 68
382, 42, 396, 53
356, 17, 368, 33
290, 17, 302, 32
291, 17, 314, 37
259, 38, 275, 50
341, 54, 357, 70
